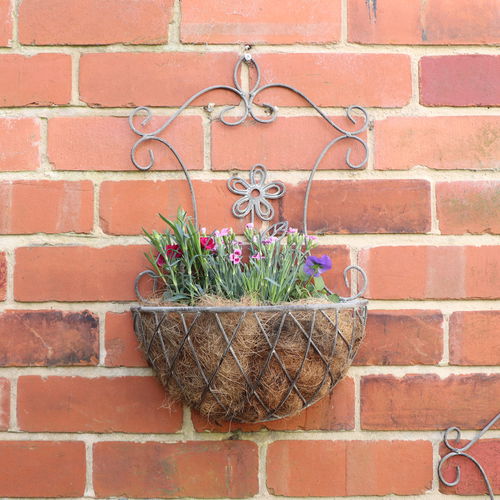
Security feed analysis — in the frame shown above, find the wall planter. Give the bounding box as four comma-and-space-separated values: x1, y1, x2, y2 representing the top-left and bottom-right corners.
131, 54, 369, 423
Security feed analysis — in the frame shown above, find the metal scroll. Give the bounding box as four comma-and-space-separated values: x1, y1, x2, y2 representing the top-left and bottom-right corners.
129, 53, 369, 301
438, 411, 500, 499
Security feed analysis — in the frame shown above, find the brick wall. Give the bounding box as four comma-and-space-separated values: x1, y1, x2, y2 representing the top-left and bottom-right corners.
0, 0, 499, 498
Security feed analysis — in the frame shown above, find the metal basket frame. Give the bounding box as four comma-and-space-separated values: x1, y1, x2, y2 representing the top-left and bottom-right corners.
133, 300, 368, 422
129, 52, 370, 422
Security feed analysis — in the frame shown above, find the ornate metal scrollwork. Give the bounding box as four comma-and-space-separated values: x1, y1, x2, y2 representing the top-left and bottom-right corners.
129, 53, 369, 301
438, 411, 500, 499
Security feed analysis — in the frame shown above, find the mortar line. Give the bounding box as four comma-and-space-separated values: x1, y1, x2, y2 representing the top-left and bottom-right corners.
38, 117, 49, 173
168, 0, 181, 46
84, 440, 95, 497
4, 248, 15, 305
10, 0, 20, 49
9, 375, 18, 431
97, 311, 106, 367
71, 51, 83, 106
430, 178, 440, 234
353, 374, 361, 431
340, 0, 348, 45
441, 313, 451, 366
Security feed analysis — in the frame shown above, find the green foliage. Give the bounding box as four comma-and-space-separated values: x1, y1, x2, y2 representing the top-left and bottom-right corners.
143, 209, 335, 305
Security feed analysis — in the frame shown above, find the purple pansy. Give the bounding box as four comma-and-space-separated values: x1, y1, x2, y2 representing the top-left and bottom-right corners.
303, 255, 332, 277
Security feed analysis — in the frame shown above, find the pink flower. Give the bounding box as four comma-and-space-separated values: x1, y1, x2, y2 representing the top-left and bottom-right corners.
200, 237, 216, 252
215, 227, 231, 237
245, 222, 254, 229
262, 236, 278, 245
229, 252, 241, 264
251, 253, 264, 260
306, 235, 318, 240
287, 227, 298, 234
232, 248, 242, 256
200, 227, 207, 234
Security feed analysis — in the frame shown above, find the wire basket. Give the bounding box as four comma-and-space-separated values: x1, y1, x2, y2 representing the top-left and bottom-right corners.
132, 300, 367, 423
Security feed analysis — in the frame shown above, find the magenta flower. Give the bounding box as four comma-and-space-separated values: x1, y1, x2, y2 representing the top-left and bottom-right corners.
287, 227, 298, 234
200, 237, 216, 252
262, 236, 278, 245
303, 255, 332, 277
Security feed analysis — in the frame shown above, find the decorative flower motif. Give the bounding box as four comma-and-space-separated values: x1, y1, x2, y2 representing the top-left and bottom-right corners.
227, 164, 285, 222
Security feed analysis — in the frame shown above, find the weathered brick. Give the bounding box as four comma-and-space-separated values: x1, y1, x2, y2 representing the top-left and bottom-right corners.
361, 374, 500, 430
354, 310, 443, 365
0, 54, 71, 106
0, 310, 98, 366
18, 376, 182, 433
0, 441, 85, 497
0, 379, 9, 430
181, 0, 341, 44
105, 312, 147, 367
267, 440, 433, 496
437, 181, 500, 234
80, 52, 240, 107
439, 439, 500, 495
19, 0, 172, 45
212, 115, 367, 171
99, 180, 244, 235
0, 0, 12, 46
94, 440, 259, 498
359, 246, 500, 299
192, 377, 354, 432
14, 245, 147, 302
348, 0, 500, 45
283, 180, 431, 234
449, 311, 500, 366
421, 55, 500, 106
0, 180, 93, 234
375, 116, 500, 170
48, 115, 204, 171
255, 53, 412, 107
0, 252, 5, 301
0, 118, 40, 171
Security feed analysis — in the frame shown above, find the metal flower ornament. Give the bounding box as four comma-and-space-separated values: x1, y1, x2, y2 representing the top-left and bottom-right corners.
227, 164, 285, 223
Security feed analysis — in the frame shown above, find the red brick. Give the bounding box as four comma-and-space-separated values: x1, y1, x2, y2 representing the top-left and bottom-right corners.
0, 180, 93, 234
361, 374, 500, 430
14, 245, 147, 302
18, 376, 182, 433
212, 115, 367, 171
449, 311, 500, 366
80, 52, 240, 107
181, 0, 341, 44
267, 440, 432, 496
0, 310, 98, 366
254, 53, 411, 107
48, 116, 203, 171
421, 55, 500, 106
439, 439, 500, 495
359, 246, 500, 299
348, 0, 500, 45
0, 252, 5, 301
375, 116, 500, 170
192, 377, 354, 432
100, 180, 244, 235
437, 181, 500, 234
354, 310, 443, 365
0, 441, 85, 497
19, 0, 171, 45
0, 379, 9, 430
0, 118, 40, 171
0, 54, 71, 106
0, 0, 12, 46
283, 180, 431, 234
94, 440, 259, 498
105, 312, 147, 367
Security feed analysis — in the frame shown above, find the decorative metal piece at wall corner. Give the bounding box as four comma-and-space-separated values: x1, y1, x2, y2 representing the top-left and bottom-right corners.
129, 53, 369, 301
438, 411, 500, 500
